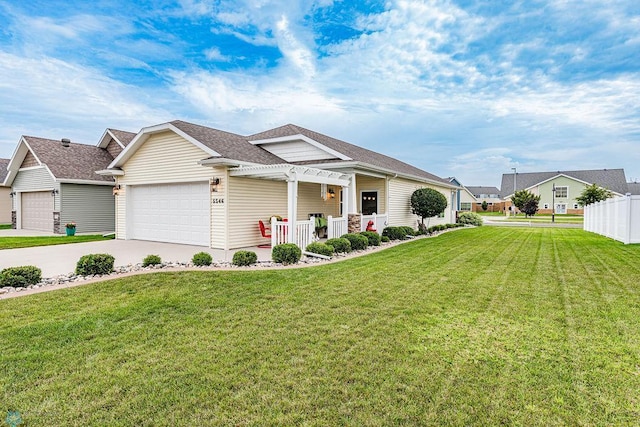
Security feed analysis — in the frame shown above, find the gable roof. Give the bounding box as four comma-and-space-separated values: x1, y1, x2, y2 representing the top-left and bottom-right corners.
466, 186, 501, 197
501, 169, 628, 197
248, 124, 454, 187
627, 182, 640, 195
0, 158, 9, 185
107, 129, 136, 147
6, 136, 115, 185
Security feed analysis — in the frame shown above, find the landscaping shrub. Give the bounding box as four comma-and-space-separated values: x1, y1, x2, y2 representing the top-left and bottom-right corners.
359, 231, 381, 246
325, 237, 352, 253
305, 242, 334, 257
142, 254, 162, 267
76, 254, 115, 276
0, 266, 42, 287
457, 212, 483, 226
382, 226, 405, 240
232, 251, 258, 266
340, 233, 369, 251
192, 252, 213, 266
272, 243, 302, 265
381, 235, 390, 243
399, 226, 416, 237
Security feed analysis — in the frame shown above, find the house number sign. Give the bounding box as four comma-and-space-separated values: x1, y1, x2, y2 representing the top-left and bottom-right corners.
212, 198, 225, 204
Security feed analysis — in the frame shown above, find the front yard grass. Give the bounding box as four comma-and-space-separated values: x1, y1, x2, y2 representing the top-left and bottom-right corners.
0, 234, 114, 250
2, 227, 640, 425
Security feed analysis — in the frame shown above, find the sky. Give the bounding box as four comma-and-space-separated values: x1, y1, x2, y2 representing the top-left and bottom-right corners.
0, 0, 639, 187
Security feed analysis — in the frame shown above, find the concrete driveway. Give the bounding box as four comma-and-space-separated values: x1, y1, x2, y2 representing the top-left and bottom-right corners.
0, 239, 272, 277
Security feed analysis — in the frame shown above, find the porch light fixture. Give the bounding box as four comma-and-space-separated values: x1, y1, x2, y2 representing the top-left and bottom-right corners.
328, 188, 335, 199
9, 191, 15, 198
51, 189, 59, 196
210, 177, 220, 192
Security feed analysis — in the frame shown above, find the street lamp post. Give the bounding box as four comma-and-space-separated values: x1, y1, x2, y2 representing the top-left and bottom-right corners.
552, 184, 556, 223
511, 167, 517, 215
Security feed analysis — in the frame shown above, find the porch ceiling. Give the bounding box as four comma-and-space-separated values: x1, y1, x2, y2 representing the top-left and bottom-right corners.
229, 164, 351, 186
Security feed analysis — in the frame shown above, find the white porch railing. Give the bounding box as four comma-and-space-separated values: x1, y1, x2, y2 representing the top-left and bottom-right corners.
327, 215, 348, 239
271, 217, 316, 249
361, 213, 388, 233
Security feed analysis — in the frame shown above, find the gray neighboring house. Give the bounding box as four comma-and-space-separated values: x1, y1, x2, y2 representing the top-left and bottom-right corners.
0, 158, 11, 223
628, 182, 640, 195
4, 129, 135, 233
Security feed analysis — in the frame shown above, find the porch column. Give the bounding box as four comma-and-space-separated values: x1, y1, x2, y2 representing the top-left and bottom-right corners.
287, 174, 298, 243
346, 173, 357, 214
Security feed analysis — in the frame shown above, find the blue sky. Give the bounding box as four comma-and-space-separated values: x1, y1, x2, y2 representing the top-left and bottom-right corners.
1, 0, 639, 187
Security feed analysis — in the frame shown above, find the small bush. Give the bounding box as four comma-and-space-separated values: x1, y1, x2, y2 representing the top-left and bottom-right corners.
76, 253, 115, 276
232, 251, 258, 266
457, 212, 483, 226
305, 242, 334, 257
272, 243, 302, 265
399, 226, 415, 237
359, 231, 381, 246
340, 233, 369, 251
325, 237, 352, 253
382, 226, 405, 240
381, 235, 390, 243
192, 251, 213, 266
0, 266, 42, 287
142, 254, 162, 267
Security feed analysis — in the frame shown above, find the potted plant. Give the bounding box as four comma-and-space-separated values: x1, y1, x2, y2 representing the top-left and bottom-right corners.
65, 222, 77, 236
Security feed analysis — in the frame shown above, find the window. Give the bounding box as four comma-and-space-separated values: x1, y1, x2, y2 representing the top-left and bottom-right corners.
554, 186, 567, 198
361, 191, 378, 215
339, 189, 344, 216
573, 203, 579, 209
460, 202, 472, 211
543, 203, 549, 209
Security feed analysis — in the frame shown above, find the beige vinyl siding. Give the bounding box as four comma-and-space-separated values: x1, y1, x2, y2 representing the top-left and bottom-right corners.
356, 175, 386, 214
60, 183, 115, 233
0, 187, 11, 223
211, 172, 228, 249
260, 141, 336, 162
117, 131, 226, 246
227, 177, 287, 249
388, 178, 450, 228
296, 183, 340, 219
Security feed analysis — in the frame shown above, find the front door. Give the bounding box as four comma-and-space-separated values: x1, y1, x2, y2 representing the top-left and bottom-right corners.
361, 191, 378, 215
555, 203, 567, 214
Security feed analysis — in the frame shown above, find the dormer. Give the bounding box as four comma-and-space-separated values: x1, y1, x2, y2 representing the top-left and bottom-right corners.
248, 134, 351, 163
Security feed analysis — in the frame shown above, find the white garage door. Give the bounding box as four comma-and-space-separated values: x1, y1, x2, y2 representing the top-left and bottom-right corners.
129, 182, 210, 246
21, 191, 54, 231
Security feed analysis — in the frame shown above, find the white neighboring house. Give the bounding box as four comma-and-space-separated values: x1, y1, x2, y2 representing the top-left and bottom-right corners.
98, 120, 462, 249
0, 158, 11, 224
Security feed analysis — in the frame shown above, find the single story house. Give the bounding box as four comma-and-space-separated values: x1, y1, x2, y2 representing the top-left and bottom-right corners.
501, 169, 628, 215
0, 158, 11, 224
466, 186, 504, 212
448, 177, 477, 212
99, 120, 460, 249
4, 129, 135, 233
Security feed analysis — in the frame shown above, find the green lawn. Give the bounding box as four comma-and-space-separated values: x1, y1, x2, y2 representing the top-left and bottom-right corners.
0, 234, 114, 250
2, 227, 640, 425
507, 214, 584, 224
0, 223, 12, 230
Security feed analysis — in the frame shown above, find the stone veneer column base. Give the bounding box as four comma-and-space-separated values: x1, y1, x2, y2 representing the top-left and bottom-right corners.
11, 211, 16, 229
347, 213, 362, 234
53, 212, 61, 234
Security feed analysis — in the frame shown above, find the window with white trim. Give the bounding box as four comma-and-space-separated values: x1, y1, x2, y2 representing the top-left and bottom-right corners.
573, 203, 579, 209
543, 203, 549, 209
460, 202, 472, 211
555, 186, 568, 198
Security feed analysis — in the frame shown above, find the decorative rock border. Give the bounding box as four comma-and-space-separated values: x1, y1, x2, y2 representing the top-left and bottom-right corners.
0, 227, 469, 298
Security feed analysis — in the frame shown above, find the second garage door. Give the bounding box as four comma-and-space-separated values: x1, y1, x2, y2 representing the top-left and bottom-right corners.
129, 182, 210, 246
22, 191, 54, 232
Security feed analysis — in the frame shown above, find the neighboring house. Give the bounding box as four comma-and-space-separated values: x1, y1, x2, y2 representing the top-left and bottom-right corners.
99, 120, 460, 249
0, 158, 11, 224
500, 169, 628, 215
448, 177, 477, 212
466, 186, 503, 212
628, 182, 640, 195
4, 129, 135, 233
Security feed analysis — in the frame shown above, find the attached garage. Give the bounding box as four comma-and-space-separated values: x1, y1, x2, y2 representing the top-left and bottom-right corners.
21, 191, 54, 231
128, 182, 210, 246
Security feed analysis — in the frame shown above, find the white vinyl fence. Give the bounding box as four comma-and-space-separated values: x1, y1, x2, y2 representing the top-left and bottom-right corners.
584, 195, 640, 244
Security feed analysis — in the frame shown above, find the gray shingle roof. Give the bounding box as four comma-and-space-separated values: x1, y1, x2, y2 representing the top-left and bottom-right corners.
170, 120, 283, 165
627, 182, 640, 195
0, 158, 9, 183
108, 129, 136, 146
24, 136, 115, 183
466, 186, 501, 197
248, 124, 451, 185
500, 169, 628, 197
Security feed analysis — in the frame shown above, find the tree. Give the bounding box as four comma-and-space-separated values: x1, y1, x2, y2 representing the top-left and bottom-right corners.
411, 188, 448, 228
576, 183, 613, 207
511, 189, 541, 217
481, 200, 488, 211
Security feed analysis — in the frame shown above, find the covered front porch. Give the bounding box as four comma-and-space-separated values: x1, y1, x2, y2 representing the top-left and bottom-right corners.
228, 164, 388, 249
